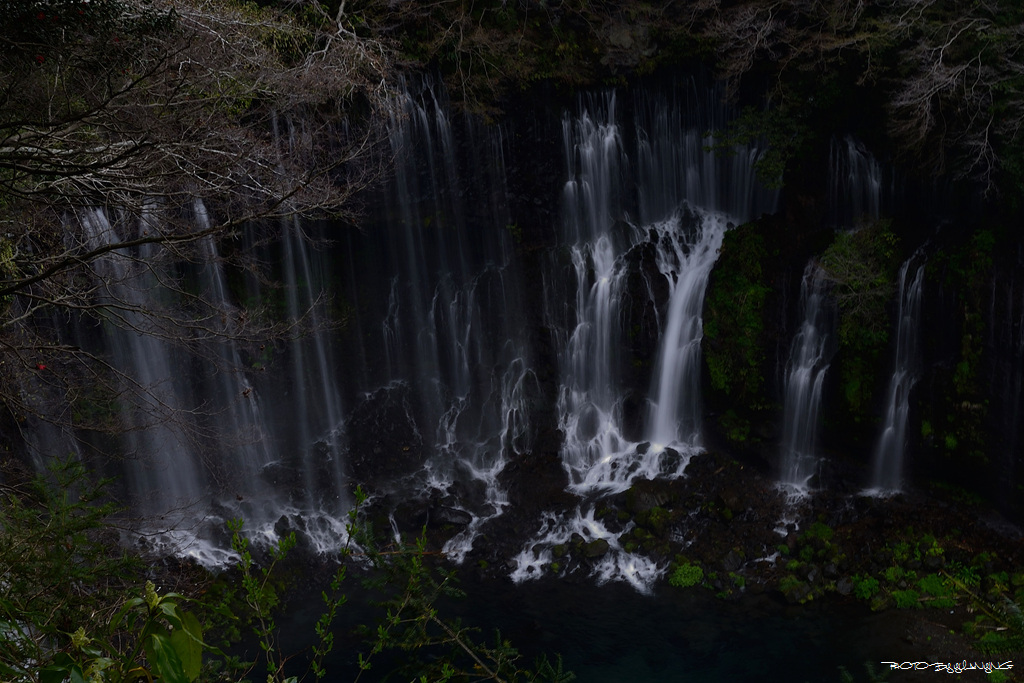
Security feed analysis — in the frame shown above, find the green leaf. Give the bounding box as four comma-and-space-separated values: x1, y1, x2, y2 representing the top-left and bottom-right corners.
0, 662, 24, 679
39, 665, 72, 683
158, 600, 184, 629
170, 610, 204, 682
111, 596, 147, 627
160, 592, 188, 602
148, 633, 189, 683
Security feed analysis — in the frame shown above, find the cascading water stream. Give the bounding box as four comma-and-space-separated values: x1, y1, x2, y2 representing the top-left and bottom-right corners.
870, 258, 925, 492
28, 78, 785, 585
780, 263, 835, 491
193, 203, 275, 481
555, 87, 776, 497
54, 194, 363, 563
556, 98, 633, 493
516, 84, 777, 590
827, 136, 890, 227
557, 211, 728, 494
271, 216, 351, 544
634, 85, 777, 223
510, 507, 661, 594
356, 82, 531, 562
646, 214, 727, 448
77, 208, 207, 517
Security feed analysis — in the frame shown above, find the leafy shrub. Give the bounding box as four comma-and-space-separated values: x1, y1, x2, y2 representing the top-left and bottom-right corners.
949, 562, 982, 588
819, 221, 900, 414
884, 566, 914, 584
918, 573, 951, 597
853, 576, 880, 600
779, 574, 805, 595
0, 460, 211, 683
893, 589, 921, 609
890, 540, 912, 563
805, 521, 834, 542
703, 222, 772, 404
669, 561, 704, 588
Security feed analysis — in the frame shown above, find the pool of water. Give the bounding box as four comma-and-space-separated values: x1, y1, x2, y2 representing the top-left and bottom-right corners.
442, 577, 912, 683
267, 572, 926, 683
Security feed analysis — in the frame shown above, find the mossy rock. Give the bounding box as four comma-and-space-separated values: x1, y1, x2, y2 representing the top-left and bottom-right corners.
624, 479, 676, 515
583, 538, 610, 558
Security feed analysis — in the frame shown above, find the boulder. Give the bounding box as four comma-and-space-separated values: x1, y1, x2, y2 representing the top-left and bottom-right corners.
583, 538, 610, 558
429, 506, 474, 528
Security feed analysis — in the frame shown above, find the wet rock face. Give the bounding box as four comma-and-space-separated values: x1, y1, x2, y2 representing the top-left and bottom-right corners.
621, 238, 666, 398
345, 383, 427, 482
258, 442, 342, 508
429, 505, 474, 529
260, 460, 302, 490
391, 496, 430, 532
583, 537, 610, 558
625, 477, 677, 515
618, 392, 648, 443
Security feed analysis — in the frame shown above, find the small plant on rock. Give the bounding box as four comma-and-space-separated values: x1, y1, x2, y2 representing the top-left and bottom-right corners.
668, 560, 704, 588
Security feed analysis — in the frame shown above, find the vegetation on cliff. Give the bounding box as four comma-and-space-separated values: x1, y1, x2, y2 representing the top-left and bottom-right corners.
333, 0, 1024, 200
693, 0, 1024, 196
919, 229, 996, 480
702, 221, 776, 445
819, 220, 902, 420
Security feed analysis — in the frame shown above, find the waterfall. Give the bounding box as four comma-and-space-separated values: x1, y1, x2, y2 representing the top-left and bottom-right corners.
556, 95, 634, 494
870, 258, 925, 492
72, 203, 342, 561
827, 136, 890, 227
192, 204, 276, 498
275, 216, 348, 522
780, 263, 835, 490
22, 77, 781, 582
633, 84, 778, 223
646, 214, 727, 448
514, 83, 776, 590
77, 207, 208, 517
29, 198, 361, 563
350, 81, 530, 562
554, 86, 776, 496
22, 80, 529, 562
